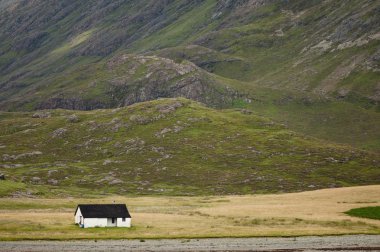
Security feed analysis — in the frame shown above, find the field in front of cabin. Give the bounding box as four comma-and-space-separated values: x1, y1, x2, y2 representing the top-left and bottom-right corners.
0, 186, 379, 240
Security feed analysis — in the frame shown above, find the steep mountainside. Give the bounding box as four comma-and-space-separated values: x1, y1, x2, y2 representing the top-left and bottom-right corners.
1, 0, 379, 105
0, 98, 379, 197
0, 0, 379, 150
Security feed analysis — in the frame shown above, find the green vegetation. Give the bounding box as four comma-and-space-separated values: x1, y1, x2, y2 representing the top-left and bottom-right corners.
0, 1, 378, 199
345, 206, 380, 220
0, 0, 379, 241
0, 98, 379, 197
0, 0, 379, 151
0, 180, 26, 197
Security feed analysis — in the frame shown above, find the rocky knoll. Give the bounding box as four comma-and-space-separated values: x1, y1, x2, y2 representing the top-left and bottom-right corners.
37, 54, 238, 110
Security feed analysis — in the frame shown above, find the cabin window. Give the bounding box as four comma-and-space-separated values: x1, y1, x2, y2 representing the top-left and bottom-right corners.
112, 218, 115, 224
122, 218, 126, 222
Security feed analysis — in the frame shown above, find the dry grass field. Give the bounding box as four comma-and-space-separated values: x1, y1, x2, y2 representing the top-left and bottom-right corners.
0, 186, 379, 240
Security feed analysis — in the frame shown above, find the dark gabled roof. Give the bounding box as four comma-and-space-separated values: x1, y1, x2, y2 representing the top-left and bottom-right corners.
75, 204, 131, 218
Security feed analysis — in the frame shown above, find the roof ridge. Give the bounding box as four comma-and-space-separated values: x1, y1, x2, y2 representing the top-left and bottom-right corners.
75, 204, 131, 218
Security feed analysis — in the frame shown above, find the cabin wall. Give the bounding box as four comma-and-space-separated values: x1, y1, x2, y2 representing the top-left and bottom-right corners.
81, 218, 131, 228
74, 208, 82, 224
107, 218, 117, 227
117, 217, 131, 227
83, 218, 108, 228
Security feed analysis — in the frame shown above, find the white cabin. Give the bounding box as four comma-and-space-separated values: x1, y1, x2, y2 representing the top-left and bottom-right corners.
74, 204, 131, 228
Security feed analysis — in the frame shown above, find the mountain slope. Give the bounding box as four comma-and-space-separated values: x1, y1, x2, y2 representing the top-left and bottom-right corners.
4, 54, 236, 110
1, 0, 379, 107
0, 0, 379, 151
0, 98, 379, 197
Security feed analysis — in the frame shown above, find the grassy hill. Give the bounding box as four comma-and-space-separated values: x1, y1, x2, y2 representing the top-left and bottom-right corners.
0, 1, 379, 197
0, 0, 379, 151
0, 98, 379, 197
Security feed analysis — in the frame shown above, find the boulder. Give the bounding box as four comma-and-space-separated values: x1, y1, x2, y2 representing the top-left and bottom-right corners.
67, 114, 80, 123
32, 111, 51, 119
51, 128, 67, 138
48, 179, 58, 185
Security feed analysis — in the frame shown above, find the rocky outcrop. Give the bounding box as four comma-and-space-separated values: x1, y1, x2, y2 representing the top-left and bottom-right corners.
153, 45, 251, 76
215, 0, 270, 12
51, 128, 67, 138
37, 54, 239, 110
38, 97, 108, 110
3, 151, 42, 161
12, 31, 49, 52
32, 111, 51, 118
107, 55, 238, 108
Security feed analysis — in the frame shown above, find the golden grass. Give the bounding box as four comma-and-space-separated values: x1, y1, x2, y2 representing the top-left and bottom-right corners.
0, 185, 379, 240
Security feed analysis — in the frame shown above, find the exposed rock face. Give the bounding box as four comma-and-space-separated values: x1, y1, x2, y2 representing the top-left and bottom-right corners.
108, 55, 238, 108
12, 31, 49, 52
38, 97, 108, 111
37, 55, 238, 110
156, 101, 183, 114
153, 45, 252, 81
215, 0, 270, 12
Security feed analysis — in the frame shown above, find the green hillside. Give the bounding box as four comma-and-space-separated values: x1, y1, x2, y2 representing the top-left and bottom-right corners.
0, 1, 379, 197
0, 98, 379, 197
0, 0, 379, 150
1, 0, 378, 105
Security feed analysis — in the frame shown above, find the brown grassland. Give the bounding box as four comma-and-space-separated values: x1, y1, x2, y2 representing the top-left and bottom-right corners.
0, 185, 379, 240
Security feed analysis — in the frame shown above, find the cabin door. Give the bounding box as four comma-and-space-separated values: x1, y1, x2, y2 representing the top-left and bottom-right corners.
107, 217, 117, 227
